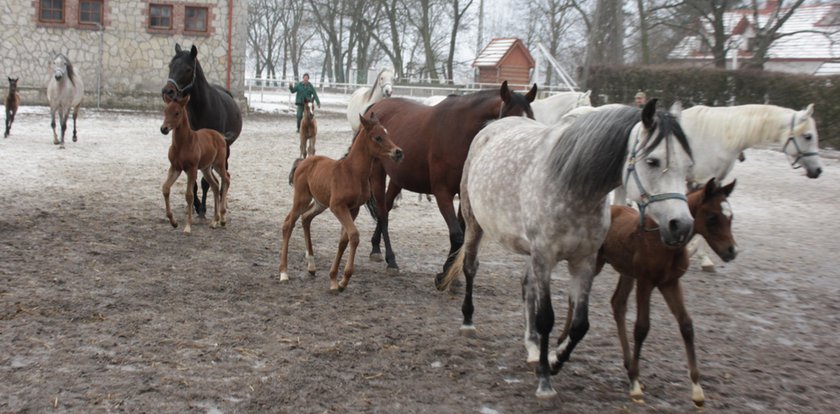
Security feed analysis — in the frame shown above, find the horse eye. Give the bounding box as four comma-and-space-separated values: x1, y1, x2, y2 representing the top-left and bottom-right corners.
375, 136, 383, 143
645, 158, 660, 168
803, 133, 813, 141
706, 212, 718, 224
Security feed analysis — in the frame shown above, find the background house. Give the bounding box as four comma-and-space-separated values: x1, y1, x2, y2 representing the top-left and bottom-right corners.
473, 38, 535, 87
0, 0, 247, 108
668, 2, 840, 75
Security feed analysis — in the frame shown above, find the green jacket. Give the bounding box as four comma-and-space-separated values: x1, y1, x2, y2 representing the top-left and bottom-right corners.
289, 81, 320, 106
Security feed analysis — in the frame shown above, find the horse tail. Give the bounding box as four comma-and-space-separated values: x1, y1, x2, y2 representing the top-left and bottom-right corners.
223, 132, 236, 143
364, 195, 379, 222
436, 247, 465, 291
288, 158, 303, 186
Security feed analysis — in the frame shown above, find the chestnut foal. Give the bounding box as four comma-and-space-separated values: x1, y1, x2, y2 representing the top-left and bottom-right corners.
299, 98, 317, 158
4, 77, 20, 138
279, 114, 403, 291
594, 178, 737, 407
160, 95, 230, 233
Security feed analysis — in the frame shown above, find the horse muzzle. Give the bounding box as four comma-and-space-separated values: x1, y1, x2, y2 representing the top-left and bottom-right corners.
660, 218, 694, 247
160, 126, 170, 135
390, 148, 404, 162
718, 245, 738, 262
806, 166, 822, 179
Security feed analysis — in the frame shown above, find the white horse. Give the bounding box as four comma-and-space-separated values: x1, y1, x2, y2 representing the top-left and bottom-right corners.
421, 95, 449, 106
680, 104, 823, 271
437, 100, 695, 398
346, 68, 394, 135
531, 90, 592, 125
47, 54, 84, 149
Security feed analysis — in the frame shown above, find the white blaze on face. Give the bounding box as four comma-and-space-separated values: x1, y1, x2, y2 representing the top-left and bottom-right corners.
721, 201, 733, 220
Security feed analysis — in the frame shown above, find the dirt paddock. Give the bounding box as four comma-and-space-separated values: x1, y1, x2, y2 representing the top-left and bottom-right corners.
1, 107, 839, 413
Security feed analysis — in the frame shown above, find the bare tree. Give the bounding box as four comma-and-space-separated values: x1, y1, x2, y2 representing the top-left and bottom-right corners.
581, 0, 624, 86
742, 0, 810, 70
445, 0, 474, 83
247, 0, 285, 82
311, 0, 351, 83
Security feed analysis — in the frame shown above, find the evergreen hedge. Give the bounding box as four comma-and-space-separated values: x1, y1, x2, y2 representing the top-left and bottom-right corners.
586, 65, 840, 149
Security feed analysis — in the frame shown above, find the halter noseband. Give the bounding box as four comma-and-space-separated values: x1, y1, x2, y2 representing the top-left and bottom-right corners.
782, 113, 818, 169
625, 126, 688, 231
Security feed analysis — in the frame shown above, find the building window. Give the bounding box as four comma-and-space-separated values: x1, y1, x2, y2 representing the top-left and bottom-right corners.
149, 4, 173, 29
184, 6, 208, 33
39, 0, 64, 23
79, 0, 103, 25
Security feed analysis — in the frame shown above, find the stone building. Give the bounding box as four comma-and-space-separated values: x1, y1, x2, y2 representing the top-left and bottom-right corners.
1, 0, 247, 109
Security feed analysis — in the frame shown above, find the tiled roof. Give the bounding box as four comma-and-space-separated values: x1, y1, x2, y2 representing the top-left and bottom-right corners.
473, 38, 519, 67
669, 5, 840, 62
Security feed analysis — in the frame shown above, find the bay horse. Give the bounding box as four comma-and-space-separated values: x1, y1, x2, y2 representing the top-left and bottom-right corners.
596, 178, 737, 407
366, 81, 538, 277
530, 90, 592, 125
279, 114, 403, 291
47, 54, 84, 149
346, 68, 394, 135
299, 98, 317, 158
438, 100, 695, 398
160, 94, 230, 234
162, 43, 242, 218
4, 77, 20, 138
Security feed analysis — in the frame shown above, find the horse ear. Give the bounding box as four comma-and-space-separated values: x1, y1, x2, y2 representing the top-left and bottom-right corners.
703, 177, 717, 200
525, 83, 538, 103
670, 100, 683, 120
163, 93, 173, 104
176, 93, 190, 106
722, 179, 736, 197
369, 112, 379, 124
190, 45, 198, 59
500, 81, 511, 103
803, 103, 814, 118
642, 98, 658, 130
175, 43, 182, 53
359, 114, 371, 130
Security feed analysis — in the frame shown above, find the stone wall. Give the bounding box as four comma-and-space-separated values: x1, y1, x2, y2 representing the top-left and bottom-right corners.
1, 0, 247, 110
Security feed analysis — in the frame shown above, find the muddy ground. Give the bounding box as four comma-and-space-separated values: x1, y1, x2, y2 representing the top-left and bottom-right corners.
1, 107, 839, 413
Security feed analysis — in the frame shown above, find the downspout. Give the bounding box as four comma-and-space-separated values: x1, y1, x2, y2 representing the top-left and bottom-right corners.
226, 0, 233, 90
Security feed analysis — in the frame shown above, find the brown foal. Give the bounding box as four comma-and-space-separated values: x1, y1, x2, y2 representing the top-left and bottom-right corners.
596, 178, 737, 407
279, 113, 403, 291
299, 98, 317, 159
4, 77, 20, 138
160, 95, 230, 234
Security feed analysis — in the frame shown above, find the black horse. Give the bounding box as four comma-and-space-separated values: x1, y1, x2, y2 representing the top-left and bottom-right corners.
162, 44, 242, 218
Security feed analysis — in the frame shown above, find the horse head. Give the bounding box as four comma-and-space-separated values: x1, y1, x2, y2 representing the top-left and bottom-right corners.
378, 69, 394, 98
303, 98, 315, 120
7, 77, 18, 91
691, 178, 738, 262
623, 99, 694, 247
358, 113, 403, 163
782, 103, 822, 179
499, 81, 537, 119
160, 94, 191, 135
163, 43, 199, 102
52, 54, 73, 83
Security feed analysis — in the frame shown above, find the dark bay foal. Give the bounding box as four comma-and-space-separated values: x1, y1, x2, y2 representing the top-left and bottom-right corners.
5, 77, 20, 138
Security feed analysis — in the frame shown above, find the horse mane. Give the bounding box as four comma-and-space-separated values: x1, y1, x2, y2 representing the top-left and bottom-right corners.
548, 106, 691, 198
364, 68, 388, 102
683, 104, 799, 150
57, 54, 76, 86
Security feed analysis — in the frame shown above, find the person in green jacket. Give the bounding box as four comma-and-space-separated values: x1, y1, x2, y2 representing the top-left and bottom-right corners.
289, 73, 320, 132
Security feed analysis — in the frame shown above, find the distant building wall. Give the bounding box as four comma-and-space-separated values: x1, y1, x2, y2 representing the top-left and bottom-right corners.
0, 0, 247, 109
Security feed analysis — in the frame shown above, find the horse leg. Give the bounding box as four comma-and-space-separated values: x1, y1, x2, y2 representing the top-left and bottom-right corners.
627, 280, 654, 403
50, 108, 59, 145
194, 178, 210, 219
72, 104, 79, 142
217, 167, 231, 226
380, 182, 402, 272
4, 108, 10, 137
59, 109, 71, 149
161, 167, 182, 228
432, 191, 463, 277
552, 256, 596, 374
456, 195, 483, 336
368, 167, 387, 262
659, 281, 705, 407
336, 207, 361, 291
524, 252, 557, 398
183, 169, 198, 234
611, 274, 638, 400
329, 226, 350, 292
299, 135, 307, 159
279, 192, 312, 281
202, 167, 222, 228
308, 135, 316, 157
301, 201, 328, 275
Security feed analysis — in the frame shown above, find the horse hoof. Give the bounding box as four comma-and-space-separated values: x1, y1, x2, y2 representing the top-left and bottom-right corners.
59, 145, 65, 149
631, 396, 646, 405
72, 136, 77, 142
535, 381, 557, 399
183, 227, 191, 234
369, 252, 383, 262
210, 222, 219, 229
693, 399, 705, 409
386, 266, 399, 275
279, 272, 289, 282
701, 264, 716, 273
459, 325, 476, 337
170, 222, 178, 228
